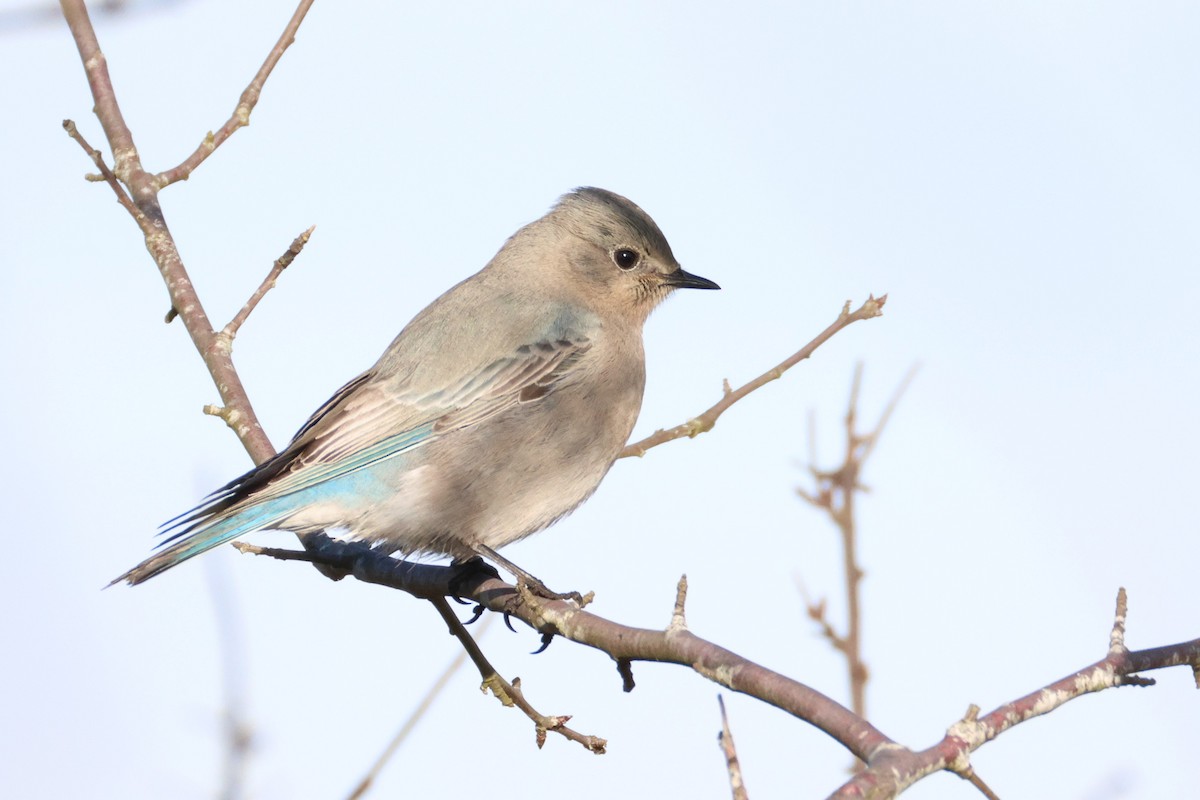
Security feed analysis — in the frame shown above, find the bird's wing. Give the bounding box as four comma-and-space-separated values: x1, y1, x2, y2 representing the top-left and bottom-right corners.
296, 335, 590, 465
165, 335, 592, 533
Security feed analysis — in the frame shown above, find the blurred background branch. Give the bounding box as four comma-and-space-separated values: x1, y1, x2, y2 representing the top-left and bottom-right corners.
796, 363, 918, 727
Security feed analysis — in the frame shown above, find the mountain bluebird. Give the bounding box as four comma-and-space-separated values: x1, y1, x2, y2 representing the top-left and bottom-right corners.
114, 187, 719, 586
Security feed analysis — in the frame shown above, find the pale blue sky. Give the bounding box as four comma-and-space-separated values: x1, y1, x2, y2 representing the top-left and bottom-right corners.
3, 2, 1197, 798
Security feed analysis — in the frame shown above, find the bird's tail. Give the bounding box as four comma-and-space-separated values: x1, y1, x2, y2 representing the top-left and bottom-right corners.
109, 499, 296, 587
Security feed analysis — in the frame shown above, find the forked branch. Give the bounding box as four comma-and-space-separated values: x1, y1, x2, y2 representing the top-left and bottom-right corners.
621, 295, 887, 458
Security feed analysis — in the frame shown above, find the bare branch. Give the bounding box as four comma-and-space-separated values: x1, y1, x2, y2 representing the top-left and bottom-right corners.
155, 0, 318, 188
798, 365, 914, 726
236, 537, 893, 763
61, 120, 142, 220
60, 0, 142, 190
857, 363, 919, 466
829, 588, 1200, 798
794, 578, 848, 654
427, 596, 606, 754
223, 225, 315, 340
231, 540, 321, 564
621, 295, 888, 458
233, 538, 1200, 794
718, 695, 750, 800
959, 765, 1001, 800
61, 0, 283, 463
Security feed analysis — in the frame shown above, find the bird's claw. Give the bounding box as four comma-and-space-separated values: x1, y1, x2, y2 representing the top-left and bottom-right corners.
531, 632, 555, 655
517, 574, 586, 605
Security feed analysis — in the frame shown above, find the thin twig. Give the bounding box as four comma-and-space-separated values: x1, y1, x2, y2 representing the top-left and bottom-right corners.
155, 0, 318, 188
223, 225, 315, 339
837, 365, 867, 722
857, 363, 919, 466
717, 695, 750, 800
60, 120, 143, 221
346, 615, 495, 800
960, 768, 1001, 800
794, 578, 848, 653
231, 541, 322, 563
620, 295, 887, 458
427, 597, 607, 754
797, 364, 916, 729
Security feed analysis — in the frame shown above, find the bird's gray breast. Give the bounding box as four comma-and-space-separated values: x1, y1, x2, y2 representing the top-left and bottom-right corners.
426, 331, 646, 549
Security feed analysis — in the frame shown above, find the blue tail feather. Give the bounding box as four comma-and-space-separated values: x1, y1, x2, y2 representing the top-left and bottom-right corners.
110, 498, 297, 586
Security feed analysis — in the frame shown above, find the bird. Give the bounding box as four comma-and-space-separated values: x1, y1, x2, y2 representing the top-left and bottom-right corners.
113, 187, 719, 587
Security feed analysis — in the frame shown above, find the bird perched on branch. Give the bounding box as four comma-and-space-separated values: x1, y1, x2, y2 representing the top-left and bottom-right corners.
113, 187, 719, 588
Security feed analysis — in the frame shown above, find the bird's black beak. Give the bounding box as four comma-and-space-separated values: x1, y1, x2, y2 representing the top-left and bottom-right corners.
664, 268, 720, 290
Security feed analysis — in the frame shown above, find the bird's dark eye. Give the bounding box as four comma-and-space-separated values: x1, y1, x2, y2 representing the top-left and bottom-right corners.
613, 248, 640, 271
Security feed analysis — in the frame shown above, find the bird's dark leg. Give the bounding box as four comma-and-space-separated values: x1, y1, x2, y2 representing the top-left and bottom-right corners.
474, 544, 585, 604
447, 555, 501, 600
